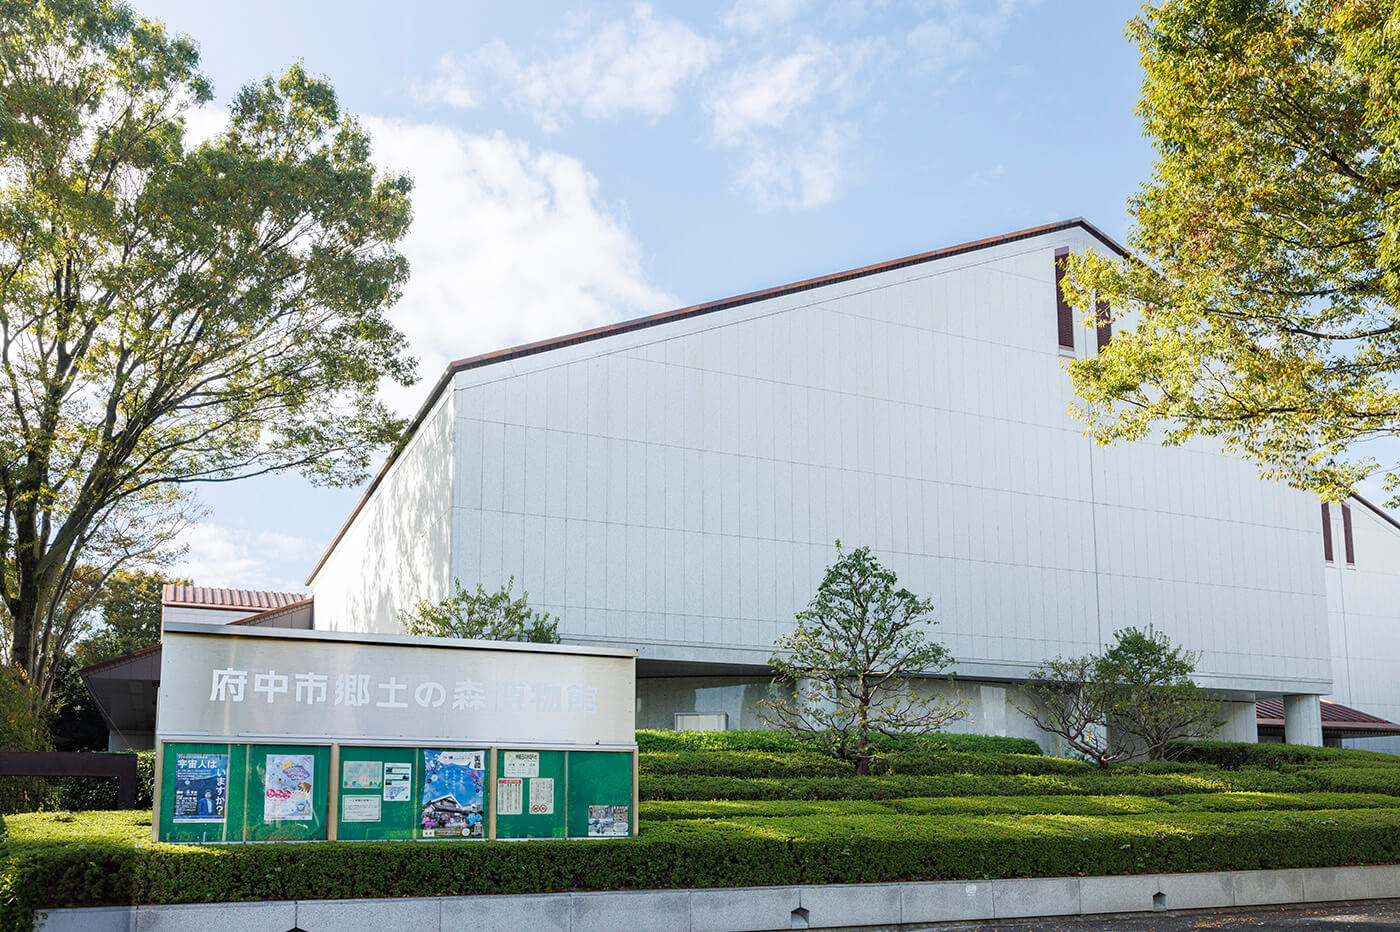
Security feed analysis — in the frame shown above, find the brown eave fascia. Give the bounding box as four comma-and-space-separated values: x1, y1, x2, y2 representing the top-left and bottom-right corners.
1350, 492, 1400, 536
77, 642, 163, 677
306, 217, 1129, 585
229, 598, 314, 626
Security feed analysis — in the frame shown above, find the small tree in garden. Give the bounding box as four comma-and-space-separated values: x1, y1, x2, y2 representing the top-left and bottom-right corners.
399, 577, 560, 644
1018, 655, 1133, 769
759, 542, 966, 775
1097, 626, 1223, 761
1018, 626, 1221, 767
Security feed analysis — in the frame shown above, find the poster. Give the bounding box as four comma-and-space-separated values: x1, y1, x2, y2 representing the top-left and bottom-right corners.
172, 752, 229, 823
528, 777, 555, 815
342, 795, 382, 822
587, 804, 630, 837
264, 753, 315, 821
502, 751, 539, 777
497, 778, 523, 816
383, 763, 412, 801
419, 749, 485, 838
342, 760, 382, 790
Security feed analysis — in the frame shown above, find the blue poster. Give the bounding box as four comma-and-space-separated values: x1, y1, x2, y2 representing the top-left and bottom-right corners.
419, 749, 485, 838
173, 752, 229, 823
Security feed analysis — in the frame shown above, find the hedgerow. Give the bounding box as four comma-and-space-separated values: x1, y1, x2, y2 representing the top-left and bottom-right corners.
634, 729, 1042, 756
8, 807, 1400, 930
1167, 741, 1399, 771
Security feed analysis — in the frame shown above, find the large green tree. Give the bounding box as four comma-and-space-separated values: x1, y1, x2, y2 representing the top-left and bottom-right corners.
0, 1, 416, 680
1064, 0, 1400, 505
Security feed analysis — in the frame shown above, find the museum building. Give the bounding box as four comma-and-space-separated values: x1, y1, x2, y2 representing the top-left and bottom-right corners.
83, 219, 1400, 754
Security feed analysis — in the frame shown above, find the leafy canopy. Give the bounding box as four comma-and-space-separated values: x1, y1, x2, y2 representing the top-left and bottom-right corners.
1063, 0, 1400, 505
760, 542, 965, 775
1019, 625, 1222, 767
0, 0, 415, 682
398, 577, 560, 645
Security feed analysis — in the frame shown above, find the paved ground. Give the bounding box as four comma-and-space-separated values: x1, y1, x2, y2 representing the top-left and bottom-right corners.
932, 900, 1400, 930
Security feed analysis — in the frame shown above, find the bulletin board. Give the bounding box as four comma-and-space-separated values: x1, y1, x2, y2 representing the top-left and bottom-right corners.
493, 749, 566, 839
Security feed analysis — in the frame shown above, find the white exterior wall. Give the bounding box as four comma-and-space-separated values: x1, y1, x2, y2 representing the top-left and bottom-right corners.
309, 391, 454, 631
444, 228, 1330, 696
1325, 502, 1400, 752
160, 606, 260, 627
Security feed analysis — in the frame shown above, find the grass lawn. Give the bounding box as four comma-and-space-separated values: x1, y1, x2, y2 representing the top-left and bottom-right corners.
4, 734, 1400, 931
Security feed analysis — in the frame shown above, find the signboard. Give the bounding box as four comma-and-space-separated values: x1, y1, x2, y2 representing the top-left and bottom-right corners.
383, 763, 412, 801
342, 795, 382, 822
263, 753, 315, 821
157, 626, 635, 747
172, 752, 228, 823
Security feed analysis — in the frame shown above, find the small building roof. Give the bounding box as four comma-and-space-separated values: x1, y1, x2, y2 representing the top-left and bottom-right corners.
1257, 698, 1400, 737
162, 585, 307, 611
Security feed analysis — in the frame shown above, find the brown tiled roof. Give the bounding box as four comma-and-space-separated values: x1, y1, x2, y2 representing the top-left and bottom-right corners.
308, 217, 1127, 584
162, 585, 306, 610
1257, 698, 1400, 733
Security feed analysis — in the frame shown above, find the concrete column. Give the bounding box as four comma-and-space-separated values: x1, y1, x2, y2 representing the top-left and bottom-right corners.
1216, 700, 1259, 744
1283, 694, 1324, 746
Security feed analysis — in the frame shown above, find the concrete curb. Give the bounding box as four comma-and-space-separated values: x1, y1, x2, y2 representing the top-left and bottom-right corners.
32, 864, 1400, 931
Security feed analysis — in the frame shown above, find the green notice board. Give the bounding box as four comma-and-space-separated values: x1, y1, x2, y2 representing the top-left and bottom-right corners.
337, 746, 417, 840
566, 750, 633, 838
243, 744, 330, 842
159, 742, 247, 843
494, 749, 566, 839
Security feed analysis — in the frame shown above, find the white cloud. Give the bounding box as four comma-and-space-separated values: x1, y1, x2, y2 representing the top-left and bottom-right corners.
173, 523, 315, 593
722, 0, 806, 33
738, 123, 853, 210
363, 117, 675, 413
422, 5, 716, 133
907, 0, 1039, 70
709, 43, 831, 143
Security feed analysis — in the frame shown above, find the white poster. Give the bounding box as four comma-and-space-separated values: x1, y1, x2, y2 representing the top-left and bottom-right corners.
502, 751, 539, 778
264, 754, 315, 821
383, 763, 411, 802
528, 777, 554, 815
497, 778, 523, 816
342, 760, 382, 790
342, 795, 381, 822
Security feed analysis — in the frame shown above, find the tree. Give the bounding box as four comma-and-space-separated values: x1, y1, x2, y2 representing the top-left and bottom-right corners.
71, 568, 188, 667
759, 542, 966, 775
1018, 626, 1221, 767
1018, 654, 1133, 769
1062, 0, 1400, 506
398, 577, 560, 644
0, 664, 53, 812
1097, 626, 1224, 760
0, 1, 415, 682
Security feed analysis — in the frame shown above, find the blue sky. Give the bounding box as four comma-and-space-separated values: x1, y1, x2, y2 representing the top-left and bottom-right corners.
135, 0, 1155, 592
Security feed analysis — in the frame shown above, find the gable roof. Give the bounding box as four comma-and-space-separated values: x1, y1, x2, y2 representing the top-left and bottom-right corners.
308, 217, 1127, 584
162, 585, 307, 611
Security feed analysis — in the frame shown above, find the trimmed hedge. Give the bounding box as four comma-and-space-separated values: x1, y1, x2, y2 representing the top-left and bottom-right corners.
1169, 741, 1398, 771
9, 807, 1400, 930
639, 767, 1316, 801
635, 729, 1042, 756
639, 751, 855, 778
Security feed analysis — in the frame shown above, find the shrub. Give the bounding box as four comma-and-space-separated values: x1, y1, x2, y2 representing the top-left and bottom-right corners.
1168, 741, 1398, 770
9, 807, 1400, 928
639, 751, 854, 778
873, 751, 1088, 777
52, 751, 155, 811
634, 729, 1041, 756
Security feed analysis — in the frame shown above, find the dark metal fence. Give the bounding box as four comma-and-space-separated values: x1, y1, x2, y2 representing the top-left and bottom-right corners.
0, 751, 139, 808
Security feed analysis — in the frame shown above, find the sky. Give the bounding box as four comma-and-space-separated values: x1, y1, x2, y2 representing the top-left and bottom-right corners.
133, 0, 1158, 594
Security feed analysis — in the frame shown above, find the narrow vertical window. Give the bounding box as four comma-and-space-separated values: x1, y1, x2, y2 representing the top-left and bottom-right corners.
1342, 501, 1356, 565
1321, 502, 1333, 563
1054, 247, 1074, 350
1096, 300, 1112, 351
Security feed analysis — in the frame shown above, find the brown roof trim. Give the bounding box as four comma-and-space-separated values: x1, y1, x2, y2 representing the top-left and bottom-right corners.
77, 642, 162, 677
162, 584, 307, 610
1350, 492, 1400, 536
230, 598, 314, 626
307, 217, 1128, 584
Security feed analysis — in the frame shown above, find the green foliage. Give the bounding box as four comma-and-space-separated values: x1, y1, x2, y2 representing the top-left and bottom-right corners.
51, 750, 154, 811
1019, 626, 1219, 766
1169, 740, 1400, 770
634, 729, 1042, 755
10, 806, 1400, 927
398, 577, 559, 644
0, 0, 415, 686
71, 571, 186, 668
0, 666, 54, 814
1062, 0, 1400, 504
761, 542, 965, 774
